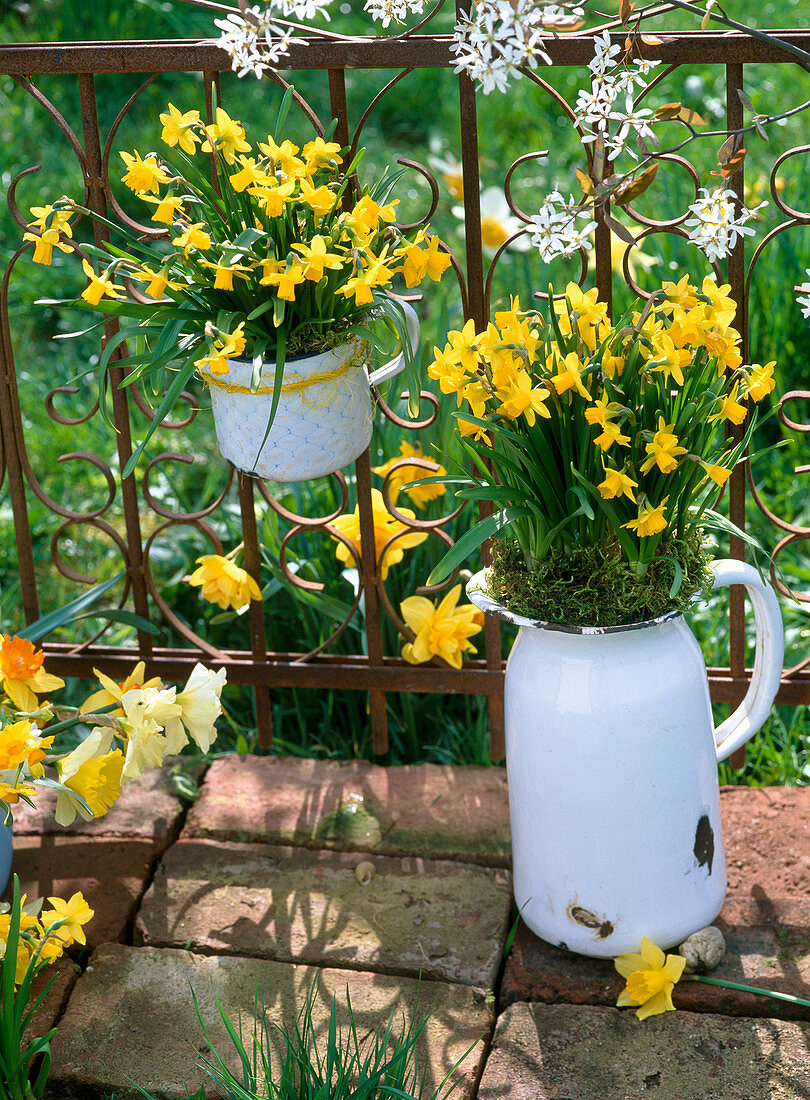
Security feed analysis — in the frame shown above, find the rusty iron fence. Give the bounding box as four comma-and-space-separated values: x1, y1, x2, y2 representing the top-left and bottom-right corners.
0, 26, 808, 759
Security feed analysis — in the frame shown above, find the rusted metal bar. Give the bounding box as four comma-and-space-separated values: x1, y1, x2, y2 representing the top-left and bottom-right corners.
0, 270, 40, 623
76, 72, 154, 657
237, 471, 274, 748
724, 61, 749, 768
458, 61, 505, 760
3, 30, 810, 75
725, 64, 747, 672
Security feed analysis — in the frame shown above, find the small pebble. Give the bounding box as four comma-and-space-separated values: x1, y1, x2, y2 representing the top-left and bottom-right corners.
678, 925, 726, 974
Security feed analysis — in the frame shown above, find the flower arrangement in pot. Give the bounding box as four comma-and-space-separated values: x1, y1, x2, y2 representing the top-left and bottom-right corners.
426, 278, 784, 957
24, 90, 450, 481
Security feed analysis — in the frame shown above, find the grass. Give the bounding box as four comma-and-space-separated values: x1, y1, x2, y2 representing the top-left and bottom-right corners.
0, 1, 806, 782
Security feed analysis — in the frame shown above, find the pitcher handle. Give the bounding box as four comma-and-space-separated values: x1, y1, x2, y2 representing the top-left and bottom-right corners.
367, 302, 420, 387
710, 558, 784, 762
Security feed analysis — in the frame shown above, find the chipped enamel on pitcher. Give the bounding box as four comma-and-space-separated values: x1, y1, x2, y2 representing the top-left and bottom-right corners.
467, 559, 784, 958
205, 303, 419, 482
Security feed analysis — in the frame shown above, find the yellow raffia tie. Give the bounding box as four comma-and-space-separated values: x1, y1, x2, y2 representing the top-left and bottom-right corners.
198, 357, 355, 396
197, 339, 371, 412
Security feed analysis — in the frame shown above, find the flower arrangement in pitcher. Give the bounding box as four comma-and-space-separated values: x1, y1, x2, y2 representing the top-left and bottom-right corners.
426, 277, 776, 625
0, 633, 225, 827
22, 89, 450, 477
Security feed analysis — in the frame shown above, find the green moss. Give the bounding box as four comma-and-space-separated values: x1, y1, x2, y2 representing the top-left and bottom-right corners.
487, 531, 715, 627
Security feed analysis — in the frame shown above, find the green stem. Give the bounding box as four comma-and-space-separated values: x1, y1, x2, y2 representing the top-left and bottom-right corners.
44, 702, 118, 736
695, 975, 810, 1008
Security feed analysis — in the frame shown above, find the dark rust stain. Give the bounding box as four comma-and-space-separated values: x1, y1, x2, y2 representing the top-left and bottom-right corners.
568, 905, 614, 938
694, 814, 715, 874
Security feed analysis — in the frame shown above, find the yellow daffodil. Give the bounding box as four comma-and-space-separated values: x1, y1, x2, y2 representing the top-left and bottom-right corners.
622, 497, 670, 538
329, 488, 427, 580
0, 780, 35, 807
299, 178, 337, 218
41, 892, 95, 947
700, 460, 733, 487
708, 383, 747, 426
0, 721, 52, 775
0, 635, 64, 711
159, 103, 201, 154
55, 728, 124, 827
400, 584, 484, 669
639, 417, 688, 475
80, 661, 163, 716
593, 420, 631, 451
598, 465, 638, 503
550, 351, 592, 401
401, 234, 452, 287
743, 361, 776, 402
80, 260, 125, 306
372, 441, 447, 508
186, 553, 262, 611
427, 345, 470, 401
24, 204, 73, 265
660, 275, 699, 315
229, 156, 272, 192
302, 136, 343, 171
648, 334, 691, 387
555, 282, 609, 348
199, 258, 254, 290
257, 136, 305, 178
261, 261, 307, 302
497, 370, 552, 425
140, 192, 185, 224
131, 264, 185, 300
171, 222, 211, 257
200, 107, 251, 165
615, 936, 686, 1020
699, 277, 737, 328
290, 236, 345, 282
119, 150, 170, 194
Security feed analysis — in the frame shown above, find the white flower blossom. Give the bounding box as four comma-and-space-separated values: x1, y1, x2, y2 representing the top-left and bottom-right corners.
685, 186, 766, 262
796, 270, 810, 318
588, 30, 622, 76
528, 191, 597, 262
452, 0, 554, 95
214, 0, 331, 78
365, 0, 424, 27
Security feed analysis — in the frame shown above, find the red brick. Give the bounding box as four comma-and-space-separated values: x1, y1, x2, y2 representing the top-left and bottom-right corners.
183, 756, 510, 865
477, 1002, 810, 1100
48, 945, 494, 1100
501, 898, 810, 1020
11, 761, 194, 847
137, 838, 511, 987
721, 786, 810, 896
7, 835, 160, 950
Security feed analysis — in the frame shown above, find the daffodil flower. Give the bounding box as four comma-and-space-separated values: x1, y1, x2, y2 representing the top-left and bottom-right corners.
186, 553, 261, 611
615, 936, 686, 1020
329, 489, 427, 580
400, 584, 484, 669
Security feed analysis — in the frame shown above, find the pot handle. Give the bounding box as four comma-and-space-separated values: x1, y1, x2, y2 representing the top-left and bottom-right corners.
710, 558, 784, 762
367, 302, 420, 387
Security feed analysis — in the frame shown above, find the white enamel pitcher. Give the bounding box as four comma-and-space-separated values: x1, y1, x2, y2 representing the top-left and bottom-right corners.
467, 559, 784, 958
204, 303, 419, 482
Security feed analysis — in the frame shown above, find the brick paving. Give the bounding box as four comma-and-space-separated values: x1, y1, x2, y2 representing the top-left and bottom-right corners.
4, 761, 807, 1099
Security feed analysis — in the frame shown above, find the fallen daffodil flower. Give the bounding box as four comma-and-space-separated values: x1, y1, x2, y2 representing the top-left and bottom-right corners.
614, 936, 686, 1020
615, 934, 810, 1020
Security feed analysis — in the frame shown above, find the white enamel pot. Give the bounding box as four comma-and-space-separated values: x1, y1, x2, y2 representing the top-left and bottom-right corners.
203, 303, 419, 482
467, 559, 784, 957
